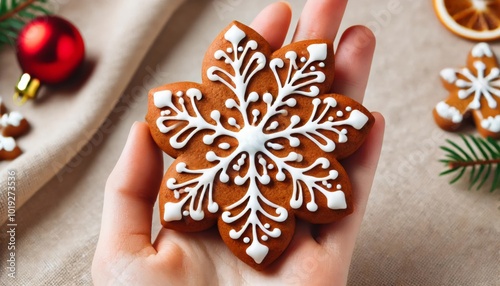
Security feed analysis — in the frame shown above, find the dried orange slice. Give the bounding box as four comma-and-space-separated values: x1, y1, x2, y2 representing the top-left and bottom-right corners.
434, 0, 500, 41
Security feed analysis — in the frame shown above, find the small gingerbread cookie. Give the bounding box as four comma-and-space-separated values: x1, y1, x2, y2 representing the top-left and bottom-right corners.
0, 100, 29, 161
434, 42, 500, 138
146, 21, 374, 269
1, 111, 30, 138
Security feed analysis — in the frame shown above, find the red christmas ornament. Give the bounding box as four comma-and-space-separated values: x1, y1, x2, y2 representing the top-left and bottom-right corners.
14, 16, 85, 104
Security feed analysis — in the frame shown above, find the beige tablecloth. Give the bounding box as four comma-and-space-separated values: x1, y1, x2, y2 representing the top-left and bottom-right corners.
0, 0, 498, 285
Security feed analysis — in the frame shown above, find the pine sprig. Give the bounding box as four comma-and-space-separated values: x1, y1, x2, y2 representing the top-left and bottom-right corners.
0, 0, 50, 46
439, 135, 500, 192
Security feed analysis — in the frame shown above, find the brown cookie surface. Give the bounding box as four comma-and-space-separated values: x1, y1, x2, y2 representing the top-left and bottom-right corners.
146, 21, 374, 269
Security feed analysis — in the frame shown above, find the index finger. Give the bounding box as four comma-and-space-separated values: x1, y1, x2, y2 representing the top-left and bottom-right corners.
291, 0, 348, 42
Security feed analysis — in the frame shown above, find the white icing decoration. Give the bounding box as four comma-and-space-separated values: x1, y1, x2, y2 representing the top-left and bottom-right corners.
436, 42, 500, 135
0, 136, 16, 152
440, 68, 457, 83
436, 101, 463, 123
246, 238, 268, 264
481, 115, 500, 132
154, 90, 172, 108
325, 191, 347, 209
155, 25, 370, 264
218, 143, 230, 150
1, 112, 24, 127
436, 43, 500, 127
471, 42, 493, 58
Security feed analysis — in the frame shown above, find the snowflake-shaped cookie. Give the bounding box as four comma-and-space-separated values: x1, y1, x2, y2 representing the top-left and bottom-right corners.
434, 42, 500, 138
146, 22, 374, 269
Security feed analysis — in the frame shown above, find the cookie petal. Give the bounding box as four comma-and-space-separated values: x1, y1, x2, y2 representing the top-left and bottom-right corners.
468, 42, 498, 69
216, 178, 295, 270
147, 82, 240, 158
202, 21, 275, 120
270, 40, 335, 99
159, 155, 220, 231
290, 158, 352, 224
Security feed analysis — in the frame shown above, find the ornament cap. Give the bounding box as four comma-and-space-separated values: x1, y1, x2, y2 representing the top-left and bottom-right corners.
14, 73, 40, 105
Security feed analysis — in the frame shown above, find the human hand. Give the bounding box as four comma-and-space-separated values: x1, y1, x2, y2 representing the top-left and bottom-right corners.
92, 0, 385, 285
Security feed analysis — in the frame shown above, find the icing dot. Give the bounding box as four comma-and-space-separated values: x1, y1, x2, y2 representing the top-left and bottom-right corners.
252, 109, 260, 117
248, 92, 259, 102
218, 143, 230, 150
161, 110, 171, 116
228, 117, 240, 128
337, 184, 342, 189
327, 184, 332, 189
276, 172, 286, 181
206, 151, 217, 162
225, 99, 237, 109
328, 116, 334, 121
341, 129, 348, 134
264, 223, 270, 229
243, 237, 250, 243
232, 164, 240, 171
267, 164, 274, 170
174, 190, 180, 199
307, 202, 318, 212
261, 235, 268, 241
211, 110, 221, 121
319, 62, 325, 67
346, 106, 352, 112
322, 181, 328, 186
336, 111, 343, 117
238, 46, 244, 52
219, 173, 229, 183
176, 91, 183, 97
263, 93, 273, 104
226, 47, 233, 53
300, 57, 306, 62
267, 121, 279, 131
310, 66, 316, 71
183, 210, 189, 216
286, 98, 297, 107
238, 156, 245, 165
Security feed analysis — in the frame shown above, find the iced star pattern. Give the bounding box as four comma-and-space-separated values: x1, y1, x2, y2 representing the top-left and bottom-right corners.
435, 42, 500, 136
151, 23, 371, 266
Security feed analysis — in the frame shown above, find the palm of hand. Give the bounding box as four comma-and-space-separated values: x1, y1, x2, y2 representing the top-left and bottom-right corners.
112, 227, 339, 285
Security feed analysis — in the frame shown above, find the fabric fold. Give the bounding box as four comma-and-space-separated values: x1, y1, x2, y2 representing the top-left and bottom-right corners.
0, 0, 185, 225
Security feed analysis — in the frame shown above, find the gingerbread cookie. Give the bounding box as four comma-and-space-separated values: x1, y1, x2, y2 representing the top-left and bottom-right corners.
146, 21, 374, 269
434, 42, 500, 138
0, 99, 29, 160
